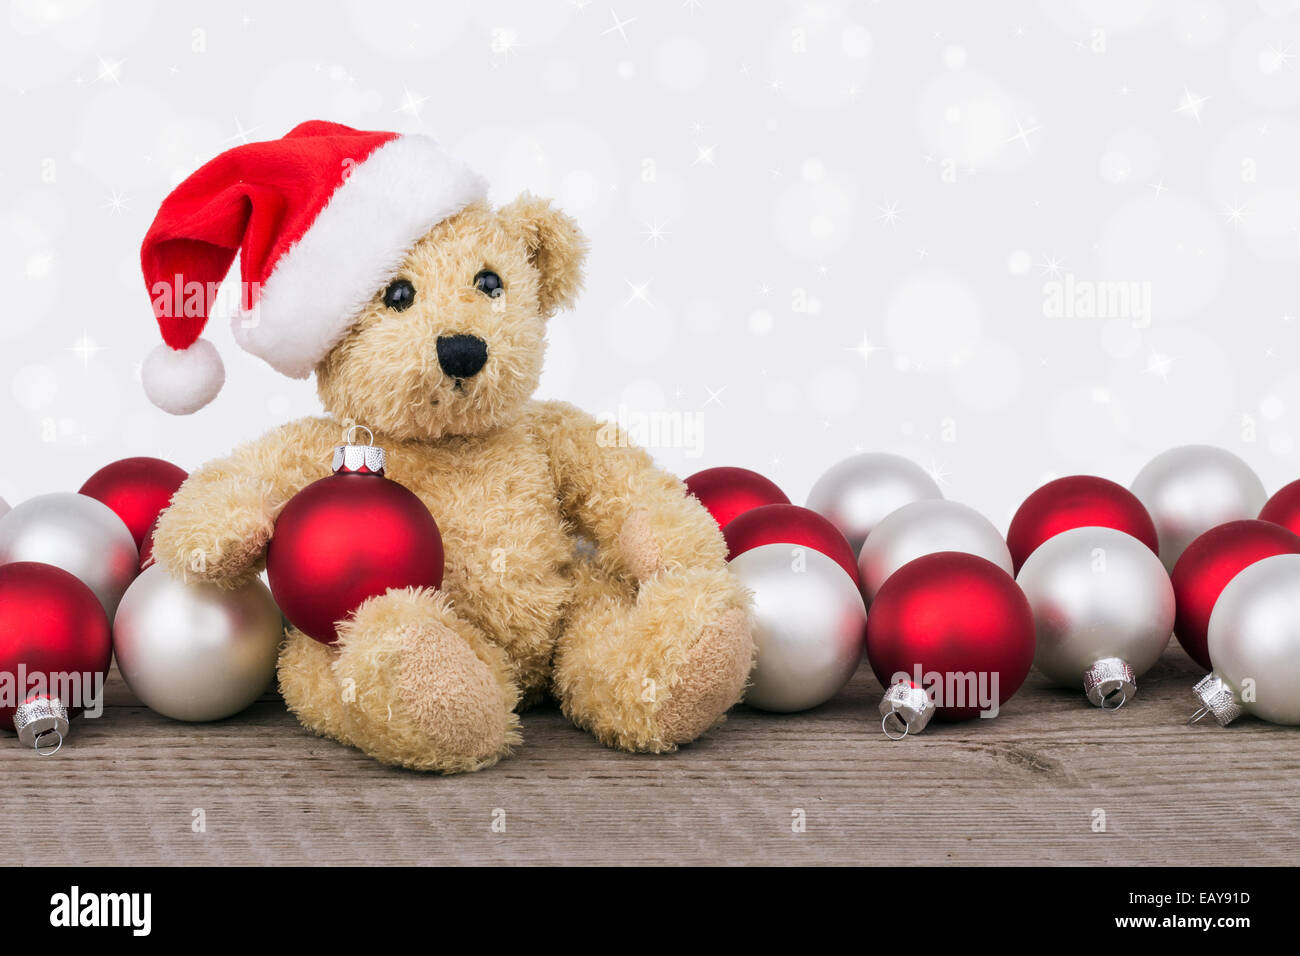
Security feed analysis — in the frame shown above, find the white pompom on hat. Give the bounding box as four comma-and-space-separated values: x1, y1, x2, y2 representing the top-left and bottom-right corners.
139, 120, 487, 414
141, 339, 225, 415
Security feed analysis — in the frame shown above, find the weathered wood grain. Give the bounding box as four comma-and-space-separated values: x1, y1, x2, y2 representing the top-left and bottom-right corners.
3, 643, 1295, 866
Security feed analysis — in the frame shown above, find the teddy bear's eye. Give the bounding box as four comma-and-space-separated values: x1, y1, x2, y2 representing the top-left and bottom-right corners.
383, 279, 416, 312
474, 270, 504, 299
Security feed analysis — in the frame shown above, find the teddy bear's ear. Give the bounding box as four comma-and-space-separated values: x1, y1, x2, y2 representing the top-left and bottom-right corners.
499, 193, 588, 317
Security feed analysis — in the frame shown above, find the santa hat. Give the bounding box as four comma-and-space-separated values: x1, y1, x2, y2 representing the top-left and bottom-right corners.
139, 120, 488, 414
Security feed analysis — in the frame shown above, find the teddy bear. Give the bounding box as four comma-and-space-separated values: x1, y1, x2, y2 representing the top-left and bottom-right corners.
140, 121, 753, 773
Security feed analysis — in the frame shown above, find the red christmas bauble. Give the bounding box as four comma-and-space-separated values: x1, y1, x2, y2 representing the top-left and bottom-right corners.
1006, 475, 1158, 573
866, 551, 1035, 721
722, 504, 859, 586
79, 456, 188, 551
267, 458, 444, 644
1259, 479, 1300, 536
0, 562, 112, 730
1171, 519, 1300, 670
684, 466, 789, 528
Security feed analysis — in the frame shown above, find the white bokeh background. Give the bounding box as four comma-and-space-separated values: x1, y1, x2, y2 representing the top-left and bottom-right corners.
2, 0, 1298, 529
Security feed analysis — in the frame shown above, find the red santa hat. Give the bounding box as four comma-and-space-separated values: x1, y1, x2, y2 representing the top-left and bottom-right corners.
139, 120, 488, 414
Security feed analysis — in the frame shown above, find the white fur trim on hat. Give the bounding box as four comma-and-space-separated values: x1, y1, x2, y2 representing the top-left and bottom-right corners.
232, 134, 488, 379
142, 338, 225, 415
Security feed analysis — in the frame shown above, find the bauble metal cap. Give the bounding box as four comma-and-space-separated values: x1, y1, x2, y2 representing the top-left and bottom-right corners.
14, 696, 69, 755
1082, 656, 1136, 710
332, 424, 386, 475
1189, 672, 1244, 727
878, 682, 935, 739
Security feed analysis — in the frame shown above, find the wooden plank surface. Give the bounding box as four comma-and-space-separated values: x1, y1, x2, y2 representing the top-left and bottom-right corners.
4, 642, 1296, 866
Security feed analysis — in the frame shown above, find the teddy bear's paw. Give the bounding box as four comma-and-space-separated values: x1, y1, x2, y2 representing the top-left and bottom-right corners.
151, 477, 274, 589
652, 607, 753, 746
329, 587, 522, 773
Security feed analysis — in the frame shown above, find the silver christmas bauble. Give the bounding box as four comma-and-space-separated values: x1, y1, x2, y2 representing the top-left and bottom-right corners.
1130, 445, 1266, 572
728, 543, 866, 712
113, 564, 283, 722
857, 499, 1013, 603
1206, 552, 1300, 725
805, 452, 943, 556
1016, 526, 1174, 707
0, 492, 138, 618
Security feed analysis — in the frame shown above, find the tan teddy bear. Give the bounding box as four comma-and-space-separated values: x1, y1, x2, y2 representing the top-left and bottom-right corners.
141, 121, 753, 772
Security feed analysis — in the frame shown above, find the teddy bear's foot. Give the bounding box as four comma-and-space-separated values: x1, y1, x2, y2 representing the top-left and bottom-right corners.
278, 586, 522, 773
553, 566, 754, 754
652, 606, 751, 744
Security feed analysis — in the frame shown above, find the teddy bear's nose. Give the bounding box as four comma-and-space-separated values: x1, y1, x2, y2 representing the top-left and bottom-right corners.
436, 334, 488, 379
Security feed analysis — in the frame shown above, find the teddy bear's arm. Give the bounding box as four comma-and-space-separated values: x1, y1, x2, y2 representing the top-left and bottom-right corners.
151, 418, 337, 588
523, 399, 727, 579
